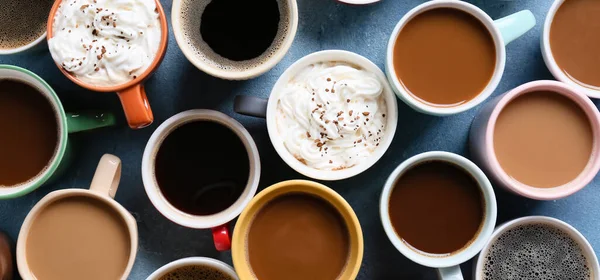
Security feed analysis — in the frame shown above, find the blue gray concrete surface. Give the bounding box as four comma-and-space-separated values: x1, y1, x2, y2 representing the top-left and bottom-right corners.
1, 0, 599, 279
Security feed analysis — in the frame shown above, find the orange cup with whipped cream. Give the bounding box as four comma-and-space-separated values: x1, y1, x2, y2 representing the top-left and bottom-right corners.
47, 0, 168, 129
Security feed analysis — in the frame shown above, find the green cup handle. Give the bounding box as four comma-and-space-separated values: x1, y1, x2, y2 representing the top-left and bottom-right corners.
66, 112, 116, 133
494, 10, 536, 46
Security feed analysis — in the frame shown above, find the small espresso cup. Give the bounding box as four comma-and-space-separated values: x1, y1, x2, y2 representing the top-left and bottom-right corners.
380, 151, 497, 279
171, 0, 298, 80
47, 0, 169, 129
385, 0, 535, 116
17, 154, 138, 280
0, 65, 115, 199
473, 216, 600, 280
234, 50, 398, 181
141, 109, 261, 251
147, 257, 239, 280
542, 0, 600, 99
231, 180, 363, 280
469, 80, 600, 200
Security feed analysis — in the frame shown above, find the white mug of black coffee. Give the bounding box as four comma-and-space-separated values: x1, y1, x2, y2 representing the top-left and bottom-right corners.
0, 1, 54, 55
380, 151, 497, 279
474, 216, 599, 280
171, 0, 298, 80
147, 257, 239, 280
141, 110, 261, 251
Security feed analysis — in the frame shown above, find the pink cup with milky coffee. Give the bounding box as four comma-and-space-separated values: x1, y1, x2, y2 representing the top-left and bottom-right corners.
470, 80, 600, 200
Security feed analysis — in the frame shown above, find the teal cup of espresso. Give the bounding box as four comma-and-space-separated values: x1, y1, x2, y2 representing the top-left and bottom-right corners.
0, 65, 115, 199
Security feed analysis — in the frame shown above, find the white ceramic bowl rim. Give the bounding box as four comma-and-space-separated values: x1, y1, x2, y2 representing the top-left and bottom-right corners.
171, 0, 298, 80
265, 50, 399, 181
141, 110, 261, 229
146, 257, 239, 280
542, 0, 600, 99
483, 80, 600, 200
385, 0, 506, 116
380, 151, 497, 268
474, 216, 600, 280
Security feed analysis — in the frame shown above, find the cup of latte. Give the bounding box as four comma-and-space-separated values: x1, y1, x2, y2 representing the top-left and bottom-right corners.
46, 0, 169, 129
474, 216, 599, 280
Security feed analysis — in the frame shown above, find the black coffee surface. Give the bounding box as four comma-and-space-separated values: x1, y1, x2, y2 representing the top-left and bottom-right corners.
482, 223, 591, 280
0, 0, 53, 49
0, 80, 59, 186
200, 0, 280, 61
159, 265, 234, 280
155, 121, 249, 216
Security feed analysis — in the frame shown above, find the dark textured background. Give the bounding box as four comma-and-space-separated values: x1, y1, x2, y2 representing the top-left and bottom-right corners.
1, 0, 599, 279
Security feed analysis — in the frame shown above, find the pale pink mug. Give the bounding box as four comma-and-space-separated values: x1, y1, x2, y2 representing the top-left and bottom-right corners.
470, 80, 600, 200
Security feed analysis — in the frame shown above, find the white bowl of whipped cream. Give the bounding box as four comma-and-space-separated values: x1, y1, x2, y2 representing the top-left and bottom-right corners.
235, 50, 398, 180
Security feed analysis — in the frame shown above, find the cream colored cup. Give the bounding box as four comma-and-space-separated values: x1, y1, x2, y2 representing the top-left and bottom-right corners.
147, 257, 239, 280
16, 154, 138, 280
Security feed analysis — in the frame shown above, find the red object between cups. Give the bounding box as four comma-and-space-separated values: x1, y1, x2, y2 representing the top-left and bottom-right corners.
212, 224, 231, 251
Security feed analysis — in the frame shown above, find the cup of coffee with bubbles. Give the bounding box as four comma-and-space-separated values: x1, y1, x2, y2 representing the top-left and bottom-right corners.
148, 257, 239, 280
47, 0, 169, 129
385, 0, 535, 116
0, 0, 54, 55
474, 216, 600, 280
171, 0, 298, 80
142, 110, 261, 251
380, 151, 497, 279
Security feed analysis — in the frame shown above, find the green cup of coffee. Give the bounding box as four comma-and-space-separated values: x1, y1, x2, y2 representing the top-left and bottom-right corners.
0, 65, 115, 199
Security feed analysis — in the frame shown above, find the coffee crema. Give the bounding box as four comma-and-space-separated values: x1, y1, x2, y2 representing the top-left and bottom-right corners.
393, 8, 496, 107
0, 80, 59, 187
482, 223, 592, 280
494, 91, 593, 188
0, 0, 53, 50
551, 0, 600, 88
247, 194, 350, 280
154, 121, 249, 216
26, 197, 131, 280
159, 265, 234, 280
389, 161, 484, 255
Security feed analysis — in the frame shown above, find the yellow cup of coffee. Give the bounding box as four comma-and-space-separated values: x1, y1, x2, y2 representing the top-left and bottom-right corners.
232, 180, 363, 280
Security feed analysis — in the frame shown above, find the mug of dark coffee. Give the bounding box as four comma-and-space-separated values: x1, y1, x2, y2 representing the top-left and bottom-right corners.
141, 110, 261, 251
171, 0, 298, 80
380, 151, 497, 279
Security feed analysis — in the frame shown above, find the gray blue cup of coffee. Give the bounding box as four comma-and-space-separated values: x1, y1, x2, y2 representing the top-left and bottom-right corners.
0, 65, 115, 199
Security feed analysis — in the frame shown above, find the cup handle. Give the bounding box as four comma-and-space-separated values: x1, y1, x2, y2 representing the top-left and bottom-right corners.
117, 84, 154, 129
66, 112, 116, 133
234, 95, 268, 118
493, 10, 536, 45
89, 154, 122, 199
437, 266, 463, 280
212, 223, 231, 251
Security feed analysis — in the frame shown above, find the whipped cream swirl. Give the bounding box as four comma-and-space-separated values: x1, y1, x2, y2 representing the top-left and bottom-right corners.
49, 0, 161, 87
276, 62, 387, 171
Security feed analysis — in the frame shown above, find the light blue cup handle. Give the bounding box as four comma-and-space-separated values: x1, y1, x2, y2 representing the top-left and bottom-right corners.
494, 10, 536, 45
438, 266, 463, 280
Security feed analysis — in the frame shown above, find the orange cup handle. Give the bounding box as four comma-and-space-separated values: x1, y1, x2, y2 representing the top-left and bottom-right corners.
117, 84, 154, 129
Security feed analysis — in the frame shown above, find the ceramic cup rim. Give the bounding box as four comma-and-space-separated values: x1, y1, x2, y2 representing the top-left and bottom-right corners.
265, 49, 399, 181
16, 189, 138, 280
380, 151, 498, 268
46, 0, 169, 92
385, 0, 506, 116
483, 80, 600, 200
141, 109, 261, 229
474, 216, 600, 280
171, 0, 298, 80
0, 65, 68, 199
0, 31, 46, 55
541, 0, 600, 99
146, 257, 239, 280
231, 179, 364, 280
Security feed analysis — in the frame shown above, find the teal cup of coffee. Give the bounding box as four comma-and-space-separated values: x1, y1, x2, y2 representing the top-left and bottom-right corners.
0, 65, 115, 199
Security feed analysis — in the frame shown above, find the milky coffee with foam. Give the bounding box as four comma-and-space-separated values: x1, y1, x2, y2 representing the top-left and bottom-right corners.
0, 0, 53, 50
482, 223, 592, 280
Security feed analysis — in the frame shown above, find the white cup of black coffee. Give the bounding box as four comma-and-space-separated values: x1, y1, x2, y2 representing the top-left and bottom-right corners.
474, 216, 599, 280
171, 0, 298, 80
0, 0, 54, 55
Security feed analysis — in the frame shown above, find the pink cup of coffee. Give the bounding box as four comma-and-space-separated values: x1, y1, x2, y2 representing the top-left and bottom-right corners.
470, 80, 600, 200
